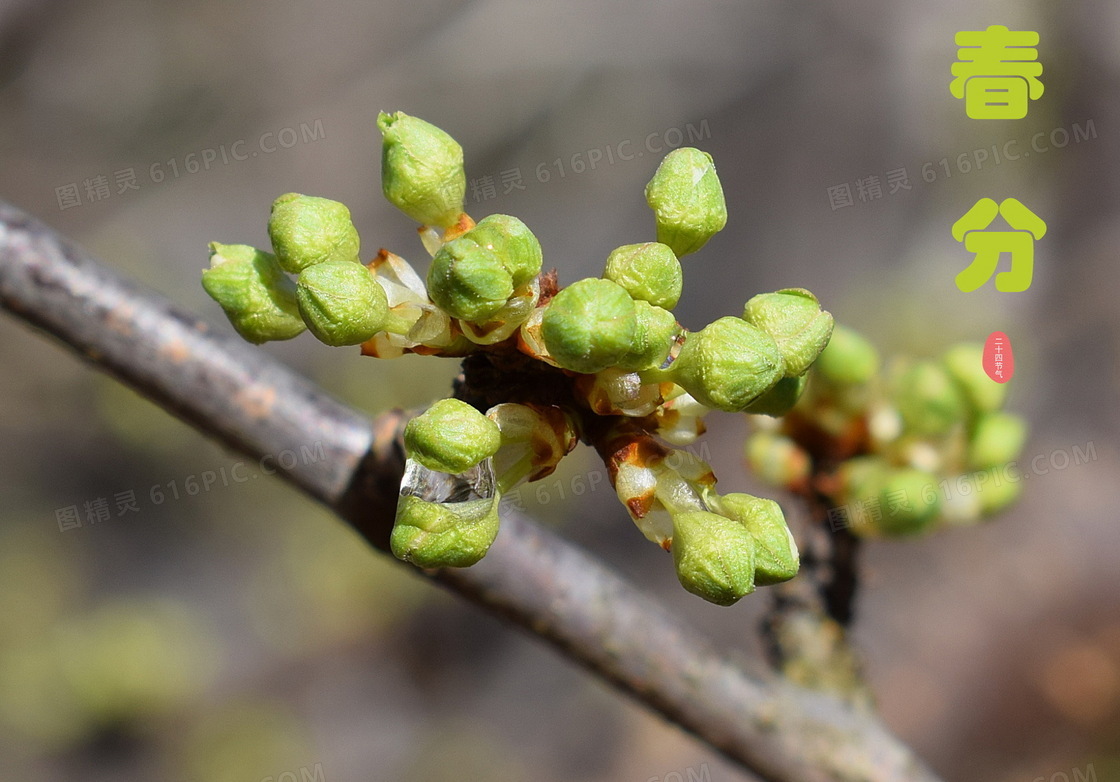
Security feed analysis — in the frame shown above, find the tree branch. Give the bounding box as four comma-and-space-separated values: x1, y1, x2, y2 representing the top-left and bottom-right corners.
0, 200, 943, 782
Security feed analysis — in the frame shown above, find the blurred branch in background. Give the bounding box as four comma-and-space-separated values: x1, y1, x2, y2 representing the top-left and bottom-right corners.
0, 199, 944, 782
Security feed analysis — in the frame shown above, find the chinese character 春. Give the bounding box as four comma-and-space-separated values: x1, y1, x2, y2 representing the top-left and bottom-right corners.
950, 25, 1043, 119
953, 197, 1046, 292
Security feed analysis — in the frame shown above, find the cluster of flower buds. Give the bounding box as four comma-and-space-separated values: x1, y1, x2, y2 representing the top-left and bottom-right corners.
203, 111, 837, 604
746, 326, 1028, 535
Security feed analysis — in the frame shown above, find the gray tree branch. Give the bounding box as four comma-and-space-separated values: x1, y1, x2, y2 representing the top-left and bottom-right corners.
0, 200, 943, 782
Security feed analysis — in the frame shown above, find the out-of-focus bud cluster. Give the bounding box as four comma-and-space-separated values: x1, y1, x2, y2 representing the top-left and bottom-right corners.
203, 111, 838, 604
745, 325, 1028, 536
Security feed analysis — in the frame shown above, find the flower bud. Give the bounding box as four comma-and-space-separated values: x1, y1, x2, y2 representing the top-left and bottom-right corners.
377, 111, 466, 228
836, 455, 885, 499
876, 468, 940, 535
541, 278, 638, 374
967, 412, 1027, 469
201, 243, 306, 343
671, 510, 756, 605
977, 475, 1023, 516
815, 325, 880, 386
745, 431, 811, 490
296, 260, 388, 346
603, 242, 683, 309
459, 278, 540, 345
894, 360, 967, 436
427, 236, 514, 323
465, 214, 543, 288
486, 403, 577, 489
719, 493, 799, 585
653, 388, 708, 446
404, 398, 502, 474
267, 193, 360, 274
742, 289, 834, 378
942, 343, 1008, 414
644, 148, 727, 257
660, 317, 783, 412
575, 368, 663, 417
391, 492, 500, 568
742, 374, 807, 417
616, 300, 679, 371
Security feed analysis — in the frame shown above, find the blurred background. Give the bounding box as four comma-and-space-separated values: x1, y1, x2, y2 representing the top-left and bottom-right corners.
1, 1, 1118, 780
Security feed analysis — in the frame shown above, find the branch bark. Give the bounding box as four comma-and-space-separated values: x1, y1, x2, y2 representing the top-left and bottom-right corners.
0, 200, 943, 782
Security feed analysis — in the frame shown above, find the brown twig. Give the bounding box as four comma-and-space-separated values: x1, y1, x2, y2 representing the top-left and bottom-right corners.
0, 200, 943, 782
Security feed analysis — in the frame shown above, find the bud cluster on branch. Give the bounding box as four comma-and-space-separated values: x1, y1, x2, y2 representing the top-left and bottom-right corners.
203, 110, 842, 605
747, 326, 1027, 534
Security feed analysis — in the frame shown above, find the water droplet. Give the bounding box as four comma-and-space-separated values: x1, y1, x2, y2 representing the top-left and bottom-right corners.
400, 458, 496, 504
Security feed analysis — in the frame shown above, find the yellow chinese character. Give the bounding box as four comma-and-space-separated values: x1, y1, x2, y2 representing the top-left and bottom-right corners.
953, 198, 1046, 292
950, 25, 1043, 119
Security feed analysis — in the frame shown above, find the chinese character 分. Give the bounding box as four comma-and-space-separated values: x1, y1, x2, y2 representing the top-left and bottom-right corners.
953, 197, 1046, 292
951, 25, 1043, 119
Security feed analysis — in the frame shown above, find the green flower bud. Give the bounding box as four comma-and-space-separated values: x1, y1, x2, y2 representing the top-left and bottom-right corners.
671, 510, 756, 605
267, 193, 360, 274
942, 343, 1008, 414
660, 317, 783, 412
465, 214, 543, 288
541, 278, 638, 374
201, 243, 306, 343
967, 412, 1028, 469
838, 455, 887, 499
894, 360, 968, 436
877, 468, 940, 535
391, 493, 500, 568
742, 289, 834, 378
815, 325, 880, 386
603, 242, 683, 309
976, 475, 1023, 516
742, 374, 808, 417
377, 111, 466, 228
616, 300, 679, 371
404, 398, 501, 474
296, 261, 388, 346
427, 236, 514, 323
720, 493, 799, 586
745, 431, 811, 490
644, 148, 727, 257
